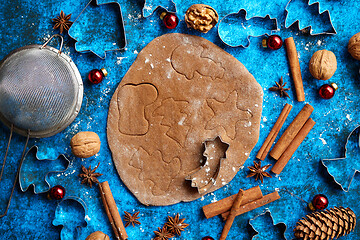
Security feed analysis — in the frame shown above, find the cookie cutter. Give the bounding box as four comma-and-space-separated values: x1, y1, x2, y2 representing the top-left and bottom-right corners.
68, 0, 127, 59
321, 125, 360, 192
285, 0, 336, 35
185, 136, 229, 195
52, 196, 88, 240
19, 146, 70, 194
249, 209, 287, 240
218, 9, 279, 48
142, 0, 177, 18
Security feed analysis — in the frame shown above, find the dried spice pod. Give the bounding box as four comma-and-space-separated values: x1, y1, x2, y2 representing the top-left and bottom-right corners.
85, 231, 110, 240
294, 206, 356, 240
185, 4, 218, 33
348, 32, 360, 60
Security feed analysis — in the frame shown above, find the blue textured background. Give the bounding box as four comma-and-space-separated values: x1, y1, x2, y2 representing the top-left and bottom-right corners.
1, 0, 360, 239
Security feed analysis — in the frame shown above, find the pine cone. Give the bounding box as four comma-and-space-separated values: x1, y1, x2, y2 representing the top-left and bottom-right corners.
294, 206, 356, 240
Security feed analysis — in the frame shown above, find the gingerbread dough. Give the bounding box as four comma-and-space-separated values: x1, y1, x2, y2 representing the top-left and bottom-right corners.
107, 33, 263, 206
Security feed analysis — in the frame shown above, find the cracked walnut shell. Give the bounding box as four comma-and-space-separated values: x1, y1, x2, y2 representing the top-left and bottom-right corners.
185, 4, 218, 33
309, 49, 337, 80
348, 32, 360, 60
71, 131, 101, 158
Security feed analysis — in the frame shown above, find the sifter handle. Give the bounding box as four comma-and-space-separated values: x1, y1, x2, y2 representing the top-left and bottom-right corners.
40, 34, 64, 55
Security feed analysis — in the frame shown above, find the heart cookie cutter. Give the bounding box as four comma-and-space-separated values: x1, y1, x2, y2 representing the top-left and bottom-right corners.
68, 0, 127, 59
19, 146, 70, 194
285, 0, 336, 35
218, 9, 279, 48
321, 125, 360, 192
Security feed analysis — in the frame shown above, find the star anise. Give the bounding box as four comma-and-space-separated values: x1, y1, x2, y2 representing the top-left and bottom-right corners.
124, 211, 141, 227
78, 162, 103, 188
164, 213, 189, 236
154, 226, 175, 240
246, 161, 272, 183
52, 10, 73, 34
269, 76, 290, 98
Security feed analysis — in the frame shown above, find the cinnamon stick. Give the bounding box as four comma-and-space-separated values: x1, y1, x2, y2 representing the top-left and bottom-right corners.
256, 103, 292, 160
99, 181, 128, 240
219, 189, 244, 240
271, 118, 315, 175
221, 191, 281, 220
202, 186, 263, 219
285, 37, 305, 102
270, 104, 313, 160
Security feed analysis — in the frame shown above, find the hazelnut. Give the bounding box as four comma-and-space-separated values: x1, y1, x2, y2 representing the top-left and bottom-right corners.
348, 32, 360, 60
185, 4, 218, 33
70, 131, 101, 158
309, 50, 337, 80
85, 231, 110, 240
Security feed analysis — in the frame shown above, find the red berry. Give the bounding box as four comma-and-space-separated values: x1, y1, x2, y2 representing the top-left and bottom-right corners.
202, 237, 214, 240
88, 68, 108, 84
262, 35, 283, 50
319, 83, 337, 99
309, 194, 329, 211
48, 185, 66, 200
161, 12, 178, 29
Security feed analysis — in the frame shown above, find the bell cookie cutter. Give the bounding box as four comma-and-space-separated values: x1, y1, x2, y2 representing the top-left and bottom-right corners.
142, 0, 177, 18
19, 146, 70, 194
68, 0, 127, 59
185, 136, 229, 195
249, 209, 287, 240
218, 9, 278, 48
285, 0, 336, 35
52, 196, 88, 240
321, 125, 360, 192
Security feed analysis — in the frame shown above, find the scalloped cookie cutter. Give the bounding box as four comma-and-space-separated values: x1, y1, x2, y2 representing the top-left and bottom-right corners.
285, 0, 336, 35
19, 146, 70, 194
68, 0, 127, 59
52, 196, 88, 240
218, 9, 278, 48
249, 209, 287, 240
321, 125, 360, 192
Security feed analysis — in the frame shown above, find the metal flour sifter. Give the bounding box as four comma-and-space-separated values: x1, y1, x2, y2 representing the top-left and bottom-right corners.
0, 34, 83, 217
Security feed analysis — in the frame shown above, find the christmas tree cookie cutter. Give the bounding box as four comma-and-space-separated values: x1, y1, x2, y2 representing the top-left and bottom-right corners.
52, 196, 88, 240
321, 125, 360, 192
19, 146, 70, 194
68, 0, 127, 59
285, 0, 336, 35
249, 210, 287, 240
218, 9, 278, 48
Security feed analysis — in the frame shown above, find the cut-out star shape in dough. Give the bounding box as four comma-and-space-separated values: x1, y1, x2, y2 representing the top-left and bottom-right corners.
205, 91, 252, 139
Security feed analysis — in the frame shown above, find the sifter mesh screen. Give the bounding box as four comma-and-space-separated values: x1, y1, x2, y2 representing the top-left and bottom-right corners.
0, 45, 83, 138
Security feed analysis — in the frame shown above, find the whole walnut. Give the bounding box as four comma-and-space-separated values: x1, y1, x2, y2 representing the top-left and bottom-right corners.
348, 32, 360, 60
85, 231, 110, 240
70, 131, 101, 158
185, 4, 218, 33
309, 50, 337, 80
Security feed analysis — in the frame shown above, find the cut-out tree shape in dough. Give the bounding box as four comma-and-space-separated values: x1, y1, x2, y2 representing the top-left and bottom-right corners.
117, 83, 158, 135
322, 126, 360, 192
206, 90, 252, 139
186, 136, 229, 194
153, 98, 189, 146
171, 44, 225, 80
130, 147, 181, 196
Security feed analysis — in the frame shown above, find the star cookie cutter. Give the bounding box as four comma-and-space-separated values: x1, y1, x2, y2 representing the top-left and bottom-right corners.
218, 9, 278, 48
185, 136, 230, 195
321, 125, 360, 192
249, 209, 287, 240
285, 0, 336, 35
52, 196, 88, 240
142, 0, 177, 18
19, 146, 70, 194
68, 0, 127, 59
